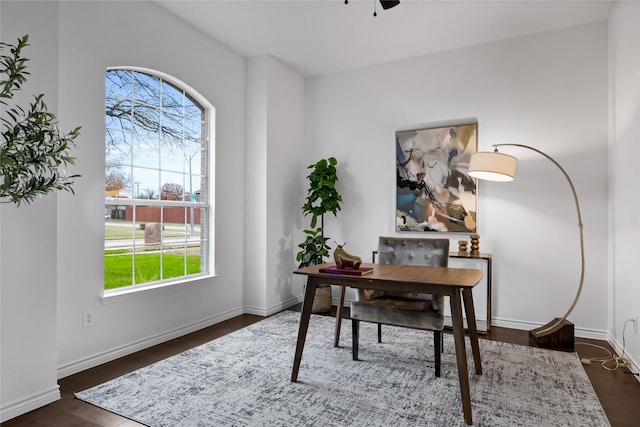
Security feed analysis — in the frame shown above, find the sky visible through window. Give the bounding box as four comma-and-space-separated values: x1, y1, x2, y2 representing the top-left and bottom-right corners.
105, 69, 204, 199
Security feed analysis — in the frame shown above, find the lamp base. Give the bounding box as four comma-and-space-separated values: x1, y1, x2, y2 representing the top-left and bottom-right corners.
529, 318, 574, 351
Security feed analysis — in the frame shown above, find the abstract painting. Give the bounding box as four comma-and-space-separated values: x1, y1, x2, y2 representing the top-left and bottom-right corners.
396, 122, 477, 233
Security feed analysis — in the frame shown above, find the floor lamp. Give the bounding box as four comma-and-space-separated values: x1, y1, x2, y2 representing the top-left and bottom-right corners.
468, 144, 585, 351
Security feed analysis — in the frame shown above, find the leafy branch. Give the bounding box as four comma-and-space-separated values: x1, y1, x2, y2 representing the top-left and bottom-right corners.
1, 34, 81, 206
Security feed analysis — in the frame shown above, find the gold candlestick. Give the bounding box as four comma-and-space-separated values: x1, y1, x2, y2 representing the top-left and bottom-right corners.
458, 240, 468, 255
470, 234, 480, 255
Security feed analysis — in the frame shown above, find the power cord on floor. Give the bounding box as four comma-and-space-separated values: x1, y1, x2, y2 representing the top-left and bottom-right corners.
576, 319, 638, 375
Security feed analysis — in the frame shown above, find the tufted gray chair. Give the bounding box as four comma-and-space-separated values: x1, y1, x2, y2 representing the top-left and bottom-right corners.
350, 236, 449, 377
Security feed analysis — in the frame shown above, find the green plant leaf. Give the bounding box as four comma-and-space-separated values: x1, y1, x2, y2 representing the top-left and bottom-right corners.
1, 34, 81, 206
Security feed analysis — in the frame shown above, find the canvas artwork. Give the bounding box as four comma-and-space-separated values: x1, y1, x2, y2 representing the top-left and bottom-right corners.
396, 123, 478, 233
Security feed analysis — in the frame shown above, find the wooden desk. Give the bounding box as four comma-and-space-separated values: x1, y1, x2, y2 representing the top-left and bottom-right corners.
292, 263, 483, 425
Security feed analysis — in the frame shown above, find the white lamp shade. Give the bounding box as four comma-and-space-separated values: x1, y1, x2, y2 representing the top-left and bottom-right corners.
468, 151, 518, 182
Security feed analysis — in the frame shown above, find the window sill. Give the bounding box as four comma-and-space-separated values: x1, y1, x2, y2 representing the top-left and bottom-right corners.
101, 273, 217, 305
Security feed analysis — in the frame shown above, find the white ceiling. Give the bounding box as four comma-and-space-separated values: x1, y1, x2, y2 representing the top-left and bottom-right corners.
156, 0, 615, 76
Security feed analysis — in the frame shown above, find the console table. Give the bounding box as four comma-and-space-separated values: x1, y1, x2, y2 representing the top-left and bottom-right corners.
449, 252, 492, 333
293, 262, 484, 425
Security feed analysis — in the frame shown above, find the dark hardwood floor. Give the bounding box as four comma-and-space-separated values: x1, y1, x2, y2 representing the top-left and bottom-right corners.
3, 308, 639, 426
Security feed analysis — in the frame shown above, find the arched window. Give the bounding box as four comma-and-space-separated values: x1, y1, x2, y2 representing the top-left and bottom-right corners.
104, 68, 211, 291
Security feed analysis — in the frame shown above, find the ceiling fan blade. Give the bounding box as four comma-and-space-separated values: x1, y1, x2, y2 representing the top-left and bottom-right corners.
379, 0, 400, 10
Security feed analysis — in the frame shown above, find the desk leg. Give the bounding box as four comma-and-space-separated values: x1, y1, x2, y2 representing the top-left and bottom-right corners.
291, 278, 317, 382
462, 288, 482, 375
486, 258, 492, 333
451, 289, 473, 425
334, 286, 346, 347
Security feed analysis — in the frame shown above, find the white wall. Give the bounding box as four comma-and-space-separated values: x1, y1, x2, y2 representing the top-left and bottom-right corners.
0, 2, 62, 420
0, 3, 249, 418
264, 57, 306, 313
53, 0, 247, 376
609, 1, 640, 370
245, 56, 269, 313
264, 58, 307, 314
304, 22, 609, 337
245, 55, 305, 316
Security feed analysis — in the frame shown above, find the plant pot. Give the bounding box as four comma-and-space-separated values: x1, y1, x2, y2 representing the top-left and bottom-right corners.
312, 285, 332, 313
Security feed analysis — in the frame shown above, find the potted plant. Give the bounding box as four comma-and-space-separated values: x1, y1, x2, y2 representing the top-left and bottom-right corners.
1, 35, 80, 206
296, 157, 342, 312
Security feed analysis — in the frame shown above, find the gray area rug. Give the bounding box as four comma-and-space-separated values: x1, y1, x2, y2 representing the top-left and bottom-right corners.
76, 311, 610, 426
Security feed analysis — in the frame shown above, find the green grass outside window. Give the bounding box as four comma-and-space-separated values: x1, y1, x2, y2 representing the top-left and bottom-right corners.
105, 253, 201, 290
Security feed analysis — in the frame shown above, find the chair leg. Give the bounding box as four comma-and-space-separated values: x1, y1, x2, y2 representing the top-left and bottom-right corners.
377, 323, 382, 343
434, 330, 442, 377
352, 319, 360, 360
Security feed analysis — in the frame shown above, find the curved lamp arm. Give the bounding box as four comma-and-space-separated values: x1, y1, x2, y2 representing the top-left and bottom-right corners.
472, 144, 585, 334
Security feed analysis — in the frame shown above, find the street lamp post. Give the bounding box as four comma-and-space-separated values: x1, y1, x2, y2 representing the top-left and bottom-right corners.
188, 152, 197, 235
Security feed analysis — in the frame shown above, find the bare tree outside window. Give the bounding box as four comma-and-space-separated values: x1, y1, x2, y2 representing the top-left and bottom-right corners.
105, 168, 129, 194
161, 183, 186, 201
138, 188, 157, 200
105, 70, 202, 156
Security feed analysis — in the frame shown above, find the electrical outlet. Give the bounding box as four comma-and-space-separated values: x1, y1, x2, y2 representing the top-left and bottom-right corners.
82, 311, 95, 328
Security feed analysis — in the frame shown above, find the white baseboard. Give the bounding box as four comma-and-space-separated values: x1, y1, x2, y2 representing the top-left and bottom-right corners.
574, 325, 610, 341
337, 297, 610, 340
0, 386, 60, 423
57, 306, 245, 379
244, 295, 302, 317
55, 296, 618, 380
492, 317, 609, 340
607, 332, 640, 383
57, 297, 304, 380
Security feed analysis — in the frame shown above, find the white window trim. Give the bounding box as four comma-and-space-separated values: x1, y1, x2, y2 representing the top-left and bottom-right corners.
104, 67, 216, 295
101, 272, 218, 304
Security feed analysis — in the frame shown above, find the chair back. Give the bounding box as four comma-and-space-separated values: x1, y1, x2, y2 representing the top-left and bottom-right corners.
377, 236, 449, 268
